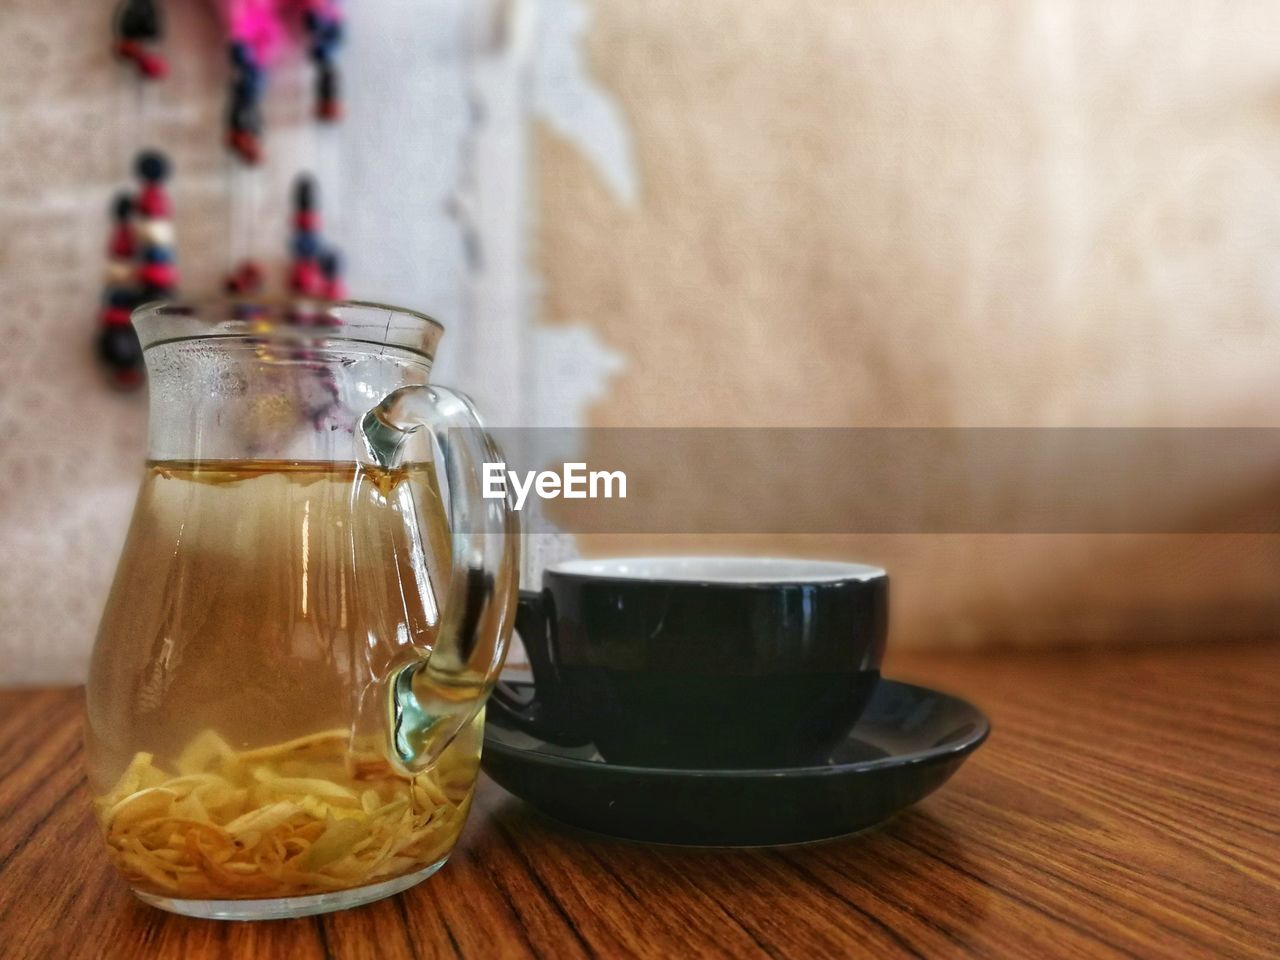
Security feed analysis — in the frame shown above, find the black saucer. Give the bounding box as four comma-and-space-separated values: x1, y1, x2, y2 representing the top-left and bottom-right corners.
481, 678, 989, 846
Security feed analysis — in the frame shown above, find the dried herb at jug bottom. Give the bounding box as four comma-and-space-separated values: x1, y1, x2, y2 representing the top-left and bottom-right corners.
94, 729, 476, 900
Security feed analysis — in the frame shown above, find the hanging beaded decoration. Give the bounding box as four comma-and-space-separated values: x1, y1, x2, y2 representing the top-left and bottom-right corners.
113, 0, 168, 80
226, 39, 267, 164
303, 1, 344, 122
97, 0, 351, 389
287, 173, 345, 322
96, 193, 144, 389
134, 150, 180, 300
96, 150, 178, 390
290, 174, 324, 297
224, 0, 345, 164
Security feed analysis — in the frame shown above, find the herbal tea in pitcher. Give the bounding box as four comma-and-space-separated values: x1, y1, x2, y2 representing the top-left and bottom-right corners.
89, 462, 473, 901
85, 302, 518, 920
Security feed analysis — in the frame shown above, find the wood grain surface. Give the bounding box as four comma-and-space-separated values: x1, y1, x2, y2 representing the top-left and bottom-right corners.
1, 642, 1277, 959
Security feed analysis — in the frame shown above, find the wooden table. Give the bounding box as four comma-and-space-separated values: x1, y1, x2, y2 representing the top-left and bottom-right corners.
2, 642, 1277, 959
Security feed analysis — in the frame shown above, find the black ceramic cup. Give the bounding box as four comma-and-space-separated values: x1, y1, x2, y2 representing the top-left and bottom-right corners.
490, 557, 888, 769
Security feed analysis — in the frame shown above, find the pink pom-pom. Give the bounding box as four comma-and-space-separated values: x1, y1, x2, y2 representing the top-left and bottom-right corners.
225, 0, 289, 65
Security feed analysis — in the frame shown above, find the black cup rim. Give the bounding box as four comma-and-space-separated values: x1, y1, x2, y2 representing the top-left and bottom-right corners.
545, 556, 887, 589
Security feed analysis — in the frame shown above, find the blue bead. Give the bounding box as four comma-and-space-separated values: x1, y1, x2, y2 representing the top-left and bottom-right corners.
97, 323, 143, 370
237, 72, 265, 97
293, 232, 322, 258
229, 41, 254, 69
135, 149, 170, 182
320, 249, 343, 276
294, 175, 318, 211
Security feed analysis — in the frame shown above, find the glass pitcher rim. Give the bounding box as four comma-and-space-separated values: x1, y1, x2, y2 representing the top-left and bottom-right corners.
132, 298, 446, 361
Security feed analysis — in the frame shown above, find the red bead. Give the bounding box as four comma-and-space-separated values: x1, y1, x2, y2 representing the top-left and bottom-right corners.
114, 39, 166, 82
110, 225, 135, 258
290, 260, 324, 296
228, 129, 262, 165
102, 306, 132, 326
325, 278, 348, 301
112, 367, 145, 390
139, 262, 177, 288
295, 210, 320, 232
226, 260, 264, 295
239, 260, 265, 289
139, 52, 168, 79
317, 99, 342, 122
114, 39, 141, 62
137, 185, 171, 218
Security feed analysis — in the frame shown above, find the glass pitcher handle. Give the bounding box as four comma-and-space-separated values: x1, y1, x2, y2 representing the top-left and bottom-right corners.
362, 384, 519, 773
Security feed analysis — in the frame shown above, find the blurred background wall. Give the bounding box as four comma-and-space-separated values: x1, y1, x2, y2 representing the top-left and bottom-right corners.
1, 0, 1277, 683
551, 1, 1280, 651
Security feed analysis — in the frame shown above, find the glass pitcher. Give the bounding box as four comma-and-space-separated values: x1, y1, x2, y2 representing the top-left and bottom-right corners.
85, 300, 519, 920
